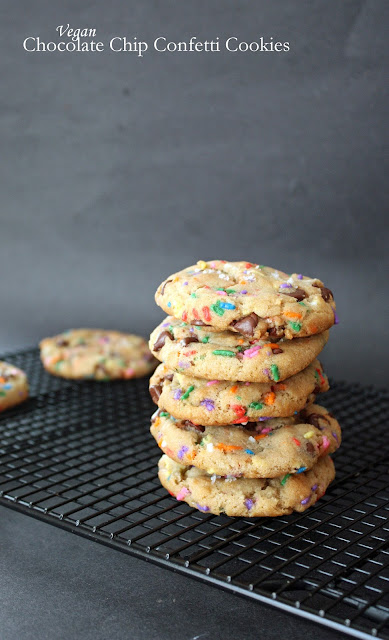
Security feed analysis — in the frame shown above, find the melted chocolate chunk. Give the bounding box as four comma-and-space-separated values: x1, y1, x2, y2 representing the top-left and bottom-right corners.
161, 279, 173, 295
179, 336, 199, 347
182, 420, 205, 433
268, 326, 284, 339
304, 412, 330, 429
313, 283, 333, 302
306, 442, 315, 454
164, 373, 174, 382
153, 330, 172, 352
283, 287, 308, 301
230, 313, 259, 337
149, 384, 162, 404
191, 319, 210, 327
56, 339, 69, 347
271, 347, 283, 354
313, 384, 321, 395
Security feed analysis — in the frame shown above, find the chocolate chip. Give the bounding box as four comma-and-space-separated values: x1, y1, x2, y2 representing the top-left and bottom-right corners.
304, 413, 330, 429
268, 326, 284, 340
149, 384, 162, 404
182, 420, 205, 433
271, 347, 283, 354
230, 313, 259, 337
306, 442, 315, 454
179, 336, 199, 347
282, 287, 307, 301
161, 279, 172, 295
56, 339, 69, 347
153, 330, 172, 352
313, 384, 321, 395
164, 373, 174, 382
313, 283, 333, 302
191, 320, 210, 326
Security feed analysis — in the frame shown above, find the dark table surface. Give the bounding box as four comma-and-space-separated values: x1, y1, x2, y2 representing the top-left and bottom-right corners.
1, 506, 347, 640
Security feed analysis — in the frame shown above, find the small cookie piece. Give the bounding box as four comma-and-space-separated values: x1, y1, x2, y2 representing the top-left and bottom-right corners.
155, 260, 336, 340
151, 403, 341, 478
158, 454, 335, 517
150, 317, 329, 382
40, 329, 157, 380
0, 361, 29, 412
150, 360, 329, 425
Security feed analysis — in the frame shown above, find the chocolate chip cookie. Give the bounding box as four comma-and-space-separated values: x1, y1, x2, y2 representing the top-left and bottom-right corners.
150, 316, 329, 382
40, 329, 157, 380
150, 360, 329, 425
158, 453, 335, 516
155, 260, 337, 340
151, 403, 340, 478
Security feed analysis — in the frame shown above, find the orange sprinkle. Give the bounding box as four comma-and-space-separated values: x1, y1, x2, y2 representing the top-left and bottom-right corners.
215, 443, 243, 452
267, 343, 283, 350
154, 417, 161, 428
254, 434, 268, 441
240, 280, 247, 285
310, 325, 318, 334
274, 383, 286, 390
284, 311, 302, 319
230, 385, 238, 393
238, 339, 245, 345
264, 391, 276, 405
0, 377, 5, 384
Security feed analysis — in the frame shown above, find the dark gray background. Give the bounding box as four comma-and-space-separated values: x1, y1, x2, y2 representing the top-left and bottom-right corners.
1, 0, 389, 385
1, 3, 388, 640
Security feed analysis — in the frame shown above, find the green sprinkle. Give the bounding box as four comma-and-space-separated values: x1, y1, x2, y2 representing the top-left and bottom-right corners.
289, 321, 301, 332
236, 346, 243, 352
190, 292, 197, 298
199, 355, 206, 360
179, 322, 188, 327
210, 301, 224, 316
249, 402, 263, 410
55, 360, 65, 370
271, 364, 280, 381
212, 350, 236, 357
0, 391, 6, 397
298, 301, 307, 307
314, 370, 319, 381
226, 289, 236, 294
181, 385, 195, 400
236, 395, 242, 401
160, 411, 170, 417
281, 473, 291, 486
201, 336, 210, 343
215, 287, 226, 291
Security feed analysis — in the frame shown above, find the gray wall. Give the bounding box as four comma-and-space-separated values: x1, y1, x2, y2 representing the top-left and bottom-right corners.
1, 0, 388, 385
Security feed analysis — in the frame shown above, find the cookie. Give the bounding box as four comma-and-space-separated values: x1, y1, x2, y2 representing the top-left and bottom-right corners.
0, 361, 29, 412
150, 360, 328, 425
40, 329, 157, 380
158, 453, 335, 517
155, 260, 337, 340
150, 316, 329, 382
151, 403, 341, 478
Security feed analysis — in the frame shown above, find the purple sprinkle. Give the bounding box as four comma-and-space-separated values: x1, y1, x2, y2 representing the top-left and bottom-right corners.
258, 416, 271, 421
161, 322, 170, 327
280, 283, 292, 289
196, 503, 210, 512
183, 281, 188, 285
244, 498, 254, 511
311, 483, 318, 491
178, 360, 190, 369
241, 290, 248, 294
174, 389, 183, 400
297, 274, 303, 280
177, 445, 189, 460
332, 431, 338, 442
332, 307, 339, 325
300, 495, 311, 505
200, 398, 215, 411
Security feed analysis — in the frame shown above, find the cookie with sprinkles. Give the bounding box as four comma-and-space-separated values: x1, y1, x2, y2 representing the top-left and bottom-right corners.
150, 316, 329, 382
40, 329, 157, 380
151, 403, 340, 478
155, 260, 337, 340
158, 454, 335, 517
0, 361, 29, 412
150, 360, 329, 425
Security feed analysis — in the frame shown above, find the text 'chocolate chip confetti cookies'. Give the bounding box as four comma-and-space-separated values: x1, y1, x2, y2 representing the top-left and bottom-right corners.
149, 259, 340, 517
0, 361, 29, 412
40, 329, 157, 380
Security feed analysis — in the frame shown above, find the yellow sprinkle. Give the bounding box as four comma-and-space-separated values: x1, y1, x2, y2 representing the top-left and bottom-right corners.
304, 430, 315, 439
197, 260, 207, 270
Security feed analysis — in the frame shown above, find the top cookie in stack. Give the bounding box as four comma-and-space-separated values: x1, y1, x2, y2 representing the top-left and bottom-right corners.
150, 259, 336, 382
149, 260, 339, 517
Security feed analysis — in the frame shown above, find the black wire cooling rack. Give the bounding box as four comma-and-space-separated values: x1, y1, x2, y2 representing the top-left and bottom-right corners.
0, 348, 388, 640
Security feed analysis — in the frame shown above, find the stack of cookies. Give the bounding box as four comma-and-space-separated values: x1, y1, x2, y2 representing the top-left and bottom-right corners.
149, 260, 341, 517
